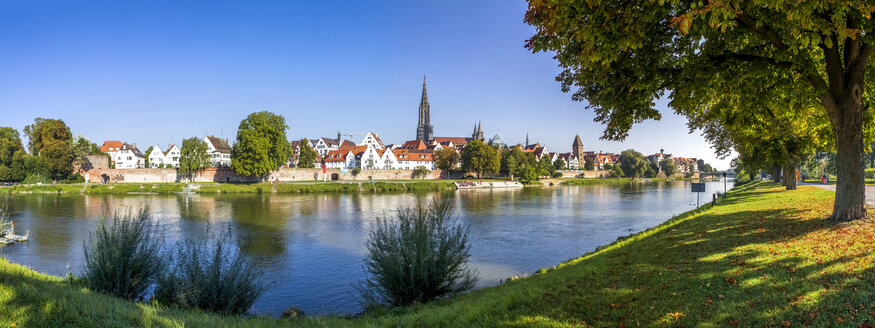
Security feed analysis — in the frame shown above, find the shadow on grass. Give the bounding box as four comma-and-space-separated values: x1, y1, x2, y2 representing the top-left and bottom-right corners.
368, 181, 875, 327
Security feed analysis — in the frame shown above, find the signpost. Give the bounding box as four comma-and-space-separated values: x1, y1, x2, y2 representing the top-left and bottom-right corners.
692, 182, 706, 208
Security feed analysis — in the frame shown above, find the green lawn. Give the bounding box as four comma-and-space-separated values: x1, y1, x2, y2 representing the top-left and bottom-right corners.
1, 182, 874, 327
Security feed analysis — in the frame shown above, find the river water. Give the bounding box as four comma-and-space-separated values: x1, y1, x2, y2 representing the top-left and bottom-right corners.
0, 180, 725, 316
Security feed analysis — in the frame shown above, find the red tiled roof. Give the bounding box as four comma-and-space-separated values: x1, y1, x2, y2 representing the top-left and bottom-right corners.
391, 149, 434, 162
100, 140, 123, 152
401, 140, 427, 150
433, 137, 471, 145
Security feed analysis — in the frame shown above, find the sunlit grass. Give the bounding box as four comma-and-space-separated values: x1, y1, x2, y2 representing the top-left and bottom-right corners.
1, 181, 874, 327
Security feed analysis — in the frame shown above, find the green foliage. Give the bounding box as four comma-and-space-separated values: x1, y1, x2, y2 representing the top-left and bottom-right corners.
460, 140, 500, 178
63, 173, 85, 184
179, 137, 210, 181
412, 166, 430, 179
360, 200, 476, 307
351, 167, 361, 176
144, 146, 154, 167
521, 166, 540, 182
583, 157, 595, 170
644, 163, 657, 178
41, 140, 74, 180
525, 0, 875, 219
500, 147, 527, 177
553, 158, 566, 171
0, 165, 10, 182
434, 147, 460, 172
82, 208, 166, 300
618, 149, 648, 178
537, 156, 555, 177
296, 138, 317, 168
659, 158, 677, 177
0, 127, 24, 168
866, 168, 875, 180
609, 165, 623, 178
23, 118, 72, 155
155, 227, 265, 315
231, 111, 292, 177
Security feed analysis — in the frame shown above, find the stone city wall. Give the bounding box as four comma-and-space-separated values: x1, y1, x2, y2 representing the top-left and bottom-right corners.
83, 167, 445, 183
558, 170, 610, 178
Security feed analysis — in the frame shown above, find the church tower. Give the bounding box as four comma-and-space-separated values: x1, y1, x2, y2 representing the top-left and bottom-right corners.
416, 76, 434, 141
472, 121, 485, 140
572, 134, 584, 160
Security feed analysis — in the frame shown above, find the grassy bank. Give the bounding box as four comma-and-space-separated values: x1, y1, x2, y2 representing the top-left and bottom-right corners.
2, 182, 874, 327
0, 181, 457, 195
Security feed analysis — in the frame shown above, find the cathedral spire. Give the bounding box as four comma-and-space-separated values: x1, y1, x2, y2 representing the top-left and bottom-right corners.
416, 76, 434, 141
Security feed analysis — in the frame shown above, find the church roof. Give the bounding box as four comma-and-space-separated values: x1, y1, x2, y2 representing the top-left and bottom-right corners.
573, 134, 583, 148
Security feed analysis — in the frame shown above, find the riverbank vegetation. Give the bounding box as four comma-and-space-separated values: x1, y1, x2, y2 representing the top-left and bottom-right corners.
3, 182, 874, 326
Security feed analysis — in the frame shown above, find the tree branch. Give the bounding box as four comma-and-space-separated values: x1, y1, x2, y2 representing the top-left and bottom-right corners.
735, 13, 789, 50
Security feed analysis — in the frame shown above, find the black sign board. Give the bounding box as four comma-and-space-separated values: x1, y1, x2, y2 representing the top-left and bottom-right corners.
691, 183, 706, 193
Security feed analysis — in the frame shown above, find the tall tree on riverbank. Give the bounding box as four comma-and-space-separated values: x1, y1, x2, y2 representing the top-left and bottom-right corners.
434, 147, 460, 173
618, 149, 648, 178
659, 158, 677, 178
231, 111, 292, 179
526, 1, 875, 220
460, 140, 500, 178
296, 138, 317, 168
179, 137, 209, 182
23, 118, 72, 155
0, 127, 24, 168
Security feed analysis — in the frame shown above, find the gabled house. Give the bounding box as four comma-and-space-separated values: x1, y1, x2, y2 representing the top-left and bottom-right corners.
148, 145, 165, 168
108, 142, 145, 169
358, 132, 385, 150
323, 147, 357, 169
204, 135, 232, 168
163, 144, 180, 168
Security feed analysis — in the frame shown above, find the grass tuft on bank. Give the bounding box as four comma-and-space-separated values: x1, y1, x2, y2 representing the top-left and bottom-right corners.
2, 181, 875, 327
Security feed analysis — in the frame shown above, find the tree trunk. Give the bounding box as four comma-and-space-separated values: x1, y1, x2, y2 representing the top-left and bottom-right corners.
831, 101, 867, 221
783, 161, 797, 190
772, 165, 782, 184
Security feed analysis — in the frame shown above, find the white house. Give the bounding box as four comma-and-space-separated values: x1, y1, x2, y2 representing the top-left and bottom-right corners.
109, 143, 145, 169
314, 137, 339, 156
358, 132, 385, 150
148, 145, 165, 168
324, 146, 361, 169
391, 149, 435, 170
204, 135, 232, 168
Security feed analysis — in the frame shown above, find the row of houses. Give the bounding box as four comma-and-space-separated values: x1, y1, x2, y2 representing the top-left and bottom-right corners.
96, 128, 701, 174
98, 136, 231, 169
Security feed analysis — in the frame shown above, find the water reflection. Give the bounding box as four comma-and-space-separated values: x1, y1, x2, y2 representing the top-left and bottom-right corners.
0, 180, 723, 316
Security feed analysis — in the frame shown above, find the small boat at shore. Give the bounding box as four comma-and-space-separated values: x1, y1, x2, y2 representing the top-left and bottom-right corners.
455, 181, 523, 189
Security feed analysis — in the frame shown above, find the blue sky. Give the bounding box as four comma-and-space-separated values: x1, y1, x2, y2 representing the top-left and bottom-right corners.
0, 0, 731, 169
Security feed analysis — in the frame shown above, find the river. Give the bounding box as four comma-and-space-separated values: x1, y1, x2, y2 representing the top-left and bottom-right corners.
0, 180, 725, 316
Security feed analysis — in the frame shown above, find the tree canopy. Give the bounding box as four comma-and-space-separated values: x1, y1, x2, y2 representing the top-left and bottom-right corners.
231, 111, 292, 178
23, 118, 72, 155
434, 147, 460, 172
526, 1, 875, 220
659, 158, 677, 177
296, 138, 318, 169
0, 127, 24, 168
179, 137, 209, 181
460, 140, 500, 178
618, 149, 648, 178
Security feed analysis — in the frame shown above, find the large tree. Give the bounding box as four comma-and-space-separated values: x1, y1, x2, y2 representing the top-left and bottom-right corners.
526, 1, 875, 220
618, 149, 648, 178
460, 140, 500, 178
41, 140, 74, 180
231, 111, 292, 178
660, 158, 678, 178
179, 137, 210, 182
296, 138, 318, 168
23, 118, 72, 155
0, 127, 24, 167
434, 147, 461, 172
500, 147, 528, 178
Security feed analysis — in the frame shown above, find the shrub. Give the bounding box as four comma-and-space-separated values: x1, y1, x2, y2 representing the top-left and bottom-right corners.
360, 200, 477, 307
82, 208, 165, 300
865, 168, 875, 179
412, 166, 430, 179
154, 226, 265, 315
